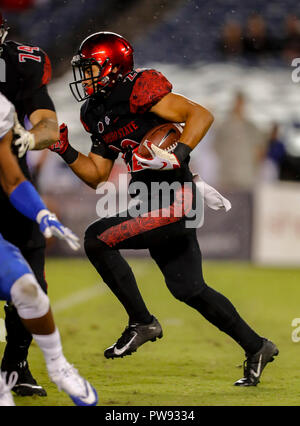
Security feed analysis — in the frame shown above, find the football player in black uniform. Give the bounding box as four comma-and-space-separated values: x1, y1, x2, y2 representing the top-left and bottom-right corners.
0, 13, 59, 396
50, 32, 278, 387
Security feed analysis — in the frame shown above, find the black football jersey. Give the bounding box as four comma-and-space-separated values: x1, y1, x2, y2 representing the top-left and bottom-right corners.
0, 40, 55, 188
0, 40, 55, 124
80, 69, 192, 186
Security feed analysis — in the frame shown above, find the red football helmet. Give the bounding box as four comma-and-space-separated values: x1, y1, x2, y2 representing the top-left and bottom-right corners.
0, 12, 9, 45
70, 32, 134, 102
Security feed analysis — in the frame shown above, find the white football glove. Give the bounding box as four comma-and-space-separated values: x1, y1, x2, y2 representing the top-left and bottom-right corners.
36, 209, 81, 251
133, 141, 180, 171
193, 175, 232, 212
13, 113, 35, 158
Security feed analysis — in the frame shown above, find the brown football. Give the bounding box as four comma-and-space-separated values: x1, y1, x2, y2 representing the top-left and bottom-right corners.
138, 122, 183, 158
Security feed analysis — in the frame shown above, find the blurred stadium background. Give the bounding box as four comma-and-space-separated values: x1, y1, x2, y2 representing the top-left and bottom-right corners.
1, 0, 300, 407
1, 0, 299, 265
1, 0, 299, 266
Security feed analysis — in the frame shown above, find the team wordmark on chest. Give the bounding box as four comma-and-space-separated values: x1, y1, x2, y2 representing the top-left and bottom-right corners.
101, 120, 138, 144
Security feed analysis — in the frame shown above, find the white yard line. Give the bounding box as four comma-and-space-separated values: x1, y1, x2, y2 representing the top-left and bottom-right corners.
0, 319, 5, 343
0, 263, 152, 341
0, 284, 107, 342
51, 262, 151, 314
52, 283, 108, 314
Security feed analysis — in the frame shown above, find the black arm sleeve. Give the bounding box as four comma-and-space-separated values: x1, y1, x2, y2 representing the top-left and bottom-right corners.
23, 84, 55, 117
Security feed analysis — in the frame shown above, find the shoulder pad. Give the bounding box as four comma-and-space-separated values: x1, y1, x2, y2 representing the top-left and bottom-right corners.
4, 41, 52, 87
129, 69, 172, 114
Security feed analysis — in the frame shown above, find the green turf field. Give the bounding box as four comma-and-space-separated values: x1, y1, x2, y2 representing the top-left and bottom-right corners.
1, 258, 300, 406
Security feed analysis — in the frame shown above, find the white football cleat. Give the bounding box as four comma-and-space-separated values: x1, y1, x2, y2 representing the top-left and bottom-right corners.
0, 371, 18, 406
49, 362, 98, 406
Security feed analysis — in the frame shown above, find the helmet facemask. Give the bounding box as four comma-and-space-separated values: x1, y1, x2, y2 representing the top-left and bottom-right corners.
0, 15, 9, 45
70, 56, 119, 102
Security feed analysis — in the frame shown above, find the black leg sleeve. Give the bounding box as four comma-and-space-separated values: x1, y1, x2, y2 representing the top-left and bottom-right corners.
150, 232, 263, 355
186, 287, 263, 354
1, 304, 32, 368
84, 221, 152, 324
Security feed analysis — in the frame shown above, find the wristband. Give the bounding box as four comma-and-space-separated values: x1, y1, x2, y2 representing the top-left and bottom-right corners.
60, 144, 79, 164
36, 209, 51, 224
9, 181, 47, 222
173, 142, 192, 163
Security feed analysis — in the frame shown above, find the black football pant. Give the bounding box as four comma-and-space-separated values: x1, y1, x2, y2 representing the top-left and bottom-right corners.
0, 201, 47, 366
84, 187, 263, 355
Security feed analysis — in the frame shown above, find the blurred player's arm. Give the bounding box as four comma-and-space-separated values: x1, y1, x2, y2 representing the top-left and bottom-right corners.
150, 92, 214, 150
0, 127, 79, 249
49, 123, 114, 189
14, 106, 59, 157
14, 48, 59, 156
29, 108, 59, 150
0, 129, 25, 194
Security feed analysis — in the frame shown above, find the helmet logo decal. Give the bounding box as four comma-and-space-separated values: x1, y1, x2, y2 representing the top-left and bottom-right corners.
98, 121, 104, 133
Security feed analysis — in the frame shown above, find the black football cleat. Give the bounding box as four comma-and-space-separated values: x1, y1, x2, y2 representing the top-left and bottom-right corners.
1, 360, 47, 397
104, 316, 163, 359
234, 338, 279, 387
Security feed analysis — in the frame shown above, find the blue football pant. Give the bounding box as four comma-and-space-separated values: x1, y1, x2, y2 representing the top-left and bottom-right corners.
0, 233, 33, 301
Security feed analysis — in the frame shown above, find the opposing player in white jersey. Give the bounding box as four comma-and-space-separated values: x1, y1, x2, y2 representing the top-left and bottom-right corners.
0, 92, 98, 406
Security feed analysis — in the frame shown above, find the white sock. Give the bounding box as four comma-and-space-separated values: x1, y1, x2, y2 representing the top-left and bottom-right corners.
32, 328, 67, 373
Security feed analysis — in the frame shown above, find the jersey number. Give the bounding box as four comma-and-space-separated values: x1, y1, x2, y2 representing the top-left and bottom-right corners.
124, 71, 138, 82
17, 46, 41, 63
